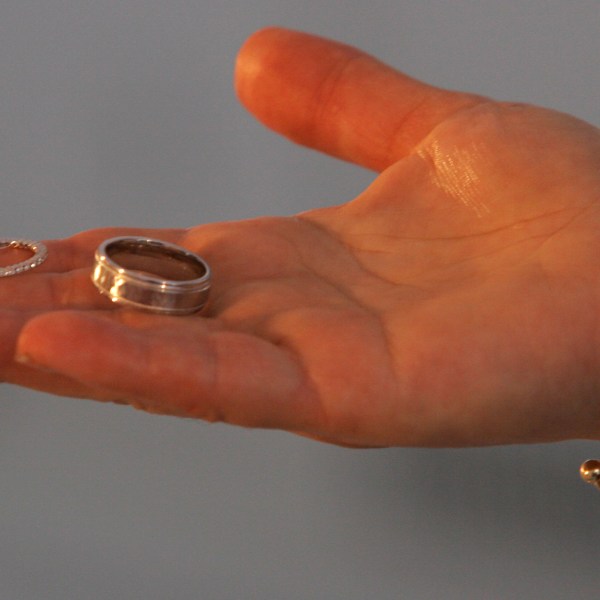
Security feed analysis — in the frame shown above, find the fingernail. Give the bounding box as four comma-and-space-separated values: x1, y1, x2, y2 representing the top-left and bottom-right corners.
14, 352, 56, 374
14, 353, 32, 365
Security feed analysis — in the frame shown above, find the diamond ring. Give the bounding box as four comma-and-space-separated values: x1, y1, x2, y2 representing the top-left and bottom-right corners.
0, 239, 48, 277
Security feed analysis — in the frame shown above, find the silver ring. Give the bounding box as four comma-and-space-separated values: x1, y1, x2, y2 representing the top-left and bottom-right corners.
0, 239, 48, 277
92, 236, 211, 315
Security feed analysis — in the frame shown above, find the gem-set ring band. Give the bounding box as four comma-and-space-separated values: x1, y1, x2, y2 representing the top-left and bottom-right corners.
0, 239, 48, 277
91, 236, 211, 315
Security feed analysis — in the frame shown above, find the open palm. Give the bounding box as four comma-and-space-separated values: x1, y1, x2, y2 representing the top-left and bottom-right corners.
3, 28, 600, 446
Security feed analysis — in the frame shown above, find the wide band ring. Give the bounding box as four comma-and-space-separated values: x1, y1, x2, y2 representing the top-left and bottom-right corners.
92, 236, 211, 315
0, 239, 48, 277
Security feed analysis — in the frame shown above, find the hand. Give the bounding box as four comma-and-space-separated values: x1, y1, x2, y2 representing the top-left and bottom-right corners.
3, 27, 600, 447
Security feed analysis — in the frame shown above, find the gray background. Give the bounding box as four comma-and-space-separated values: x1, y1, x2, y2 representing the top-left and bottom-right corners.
1, 1, 599, 598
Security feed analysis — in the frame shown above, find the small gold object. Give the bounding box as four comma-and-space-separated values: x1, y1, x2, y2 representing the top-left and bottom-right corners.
580, 459, 600, 490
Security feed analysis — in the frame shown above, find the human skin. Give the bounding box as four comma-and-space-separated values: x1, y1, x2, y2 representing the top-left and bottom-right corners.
2, 27, 600, 447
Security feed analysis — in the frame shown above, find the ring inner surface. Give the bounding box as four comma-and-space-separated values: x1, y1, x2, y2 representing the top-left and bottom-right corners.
108, 242, 206, 281
0, 244, 33, 267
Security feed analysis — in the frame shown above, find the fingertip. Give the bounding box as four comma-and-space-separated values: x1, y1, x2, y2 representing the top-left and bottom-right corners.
234, 26, 366, 161
16, 311, 111, 373
16, 312, 79, 367
235, 27, 301, 80
234, 26, 304, 110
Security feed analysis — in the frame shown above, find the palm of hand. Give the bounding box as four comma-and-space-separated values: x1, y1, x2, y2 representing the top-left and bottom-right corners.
6, 29, 600, 447
191, 101, 599, 446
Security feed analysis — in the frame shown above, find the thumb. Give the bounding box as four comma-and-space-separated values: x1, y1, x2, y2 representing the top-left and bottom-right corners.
235, 27, 485, 171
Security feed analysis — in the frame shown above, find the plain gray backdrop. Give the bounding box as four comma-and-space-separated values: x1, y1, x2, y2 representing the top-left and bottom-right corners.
1, 1, 599, 598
